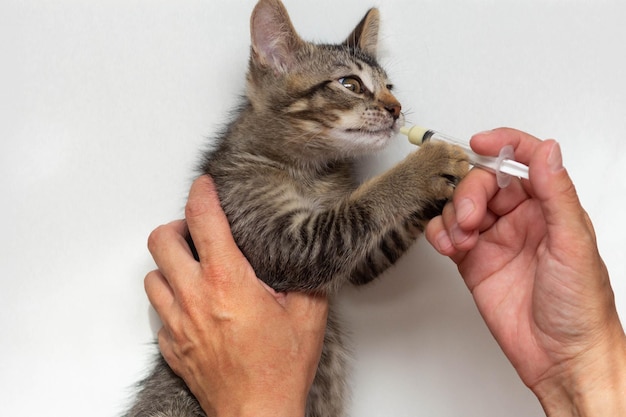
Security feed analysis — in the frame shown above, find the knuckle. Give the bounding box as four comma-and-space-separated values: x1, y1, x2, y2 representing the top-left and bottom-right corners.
147, 224, 168, 253
143, 270, 154, 288
143, 269, 160, 292
185, 197, 209, 220
201, 263, 233, 291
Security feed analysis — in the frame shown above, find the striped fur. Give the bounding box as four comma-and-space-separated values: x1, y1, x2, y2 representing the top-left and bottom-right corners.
125, 1, 468, 416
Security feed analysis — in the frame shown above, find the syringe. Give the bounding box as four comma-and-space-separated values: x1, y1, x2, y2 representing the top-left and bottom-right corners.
400, 125, 529, 188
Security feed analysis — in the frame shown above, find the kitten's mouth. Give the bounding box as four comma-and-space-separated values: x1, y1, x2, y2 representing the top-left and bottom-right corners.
346, 115, 403, 137
331, 114, 404, 152
346, 127, 394, 135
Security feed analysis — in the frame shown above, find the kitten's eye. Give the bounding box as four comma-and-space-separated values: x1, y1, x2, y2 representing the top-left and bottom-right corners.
339, 77, 363, 94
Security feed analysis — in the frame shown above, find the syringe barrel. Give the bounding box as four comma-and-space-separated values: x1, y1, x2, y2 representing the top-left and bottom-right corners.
400, 125, 530, 185
423, 131, 502, 175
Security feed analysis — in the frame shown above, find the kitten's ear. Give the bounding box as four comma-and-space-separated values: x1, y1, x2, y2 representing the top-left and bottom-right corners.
344, 8, 380, 57
250, 0, 304, 73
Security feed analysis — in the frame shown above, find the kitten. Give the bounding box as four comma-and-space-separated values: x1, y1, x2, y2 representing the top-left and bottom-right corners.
125, 0, 468, 416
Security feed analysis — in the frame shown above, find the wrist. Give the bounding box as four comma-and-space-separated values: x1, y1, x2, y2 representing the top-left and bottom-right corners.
534, 330, 626, 417
216, 405, 305, 417
206, 394, 306, 417
236, 401, 306, 417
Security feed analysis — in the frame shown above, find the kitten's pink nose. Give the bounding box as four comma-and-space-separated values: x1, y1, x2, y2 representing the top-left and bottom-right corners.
379, 92, 402, 120
385, 102, 401, 119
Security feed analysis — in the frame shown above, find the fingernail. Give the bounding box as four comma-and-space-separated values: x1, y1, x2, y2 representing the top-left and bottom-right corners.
547, 141, 563, 172
456, 198, 475, 224
435, 230, 453, 253
451, 223, 471, 246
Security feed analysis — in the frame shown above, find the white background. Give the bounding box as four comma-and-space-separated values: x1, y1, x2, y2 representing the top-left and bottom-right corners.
1, 1, 625, 416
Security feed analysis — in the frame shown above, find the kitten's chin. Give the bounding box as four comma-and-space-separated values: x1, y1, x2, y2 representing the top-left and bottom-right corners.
331, 117, 403, 154
329, 127, 397, 154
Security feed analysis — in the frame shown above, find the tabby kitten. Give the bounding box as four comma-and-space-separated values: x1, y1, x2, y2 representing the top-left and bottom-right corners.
125, 0, 468, 416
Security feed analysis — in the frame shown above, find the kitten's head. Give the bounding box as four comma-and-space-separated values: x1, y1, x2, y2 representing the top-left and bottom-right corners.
246, 0, 402, 158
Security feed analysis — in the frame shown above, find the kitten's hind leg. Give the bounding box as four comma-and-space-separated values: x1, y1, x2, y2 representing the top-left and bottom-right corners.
306, 306, 349, 417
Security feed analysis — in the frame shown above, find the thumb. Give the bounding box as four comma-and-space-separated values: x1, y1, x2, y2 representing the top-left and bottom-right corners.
529, 140, 594, 240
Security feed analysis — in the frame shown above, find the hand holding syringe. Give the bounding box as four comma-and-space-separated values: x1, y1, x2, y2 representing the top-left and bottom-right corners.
400, 125, 529, 188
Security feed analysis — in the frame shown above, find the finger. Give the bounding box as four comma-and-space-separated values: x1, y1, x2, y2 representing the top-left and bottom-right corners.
157, 327, 179, 374
484, 175, 529, 217
477, 208, 499, 233
145, 269, 175, 316
451, 167, 499, 231
147, 220, 196, 284
469, 127, 542, 164
186, 176, 246, 268
441, 199, 479, 251
425, 215, 455, 256
528, 140, 591, 240
424, 213, 472, 265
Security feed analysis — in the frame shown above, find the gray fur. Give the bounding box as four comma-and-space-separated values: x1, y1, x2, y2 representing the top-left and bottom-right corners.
125, 0, 468, 416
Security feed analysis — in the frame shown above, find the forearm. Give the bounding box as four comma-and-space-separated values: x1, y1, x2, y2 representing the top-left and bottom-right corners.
534, 330, 626, 417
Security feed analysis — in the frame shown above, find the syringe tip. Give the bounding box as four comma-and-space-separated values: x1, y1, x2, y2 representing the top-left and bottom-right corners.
400, 125, 428, 145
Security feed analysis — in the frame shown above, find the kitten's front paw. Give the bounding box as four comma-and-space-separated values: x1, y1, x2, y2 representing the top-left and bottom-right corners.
416, 141, 470, 199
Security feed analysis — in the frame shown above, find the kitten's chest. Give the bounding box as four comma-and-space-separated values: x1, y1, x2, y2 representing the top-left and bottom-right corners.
298, 166, 356, 207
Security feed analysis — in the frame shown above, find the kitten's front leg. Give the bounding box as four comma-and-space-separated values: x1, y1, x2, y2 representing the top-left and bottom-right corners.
348, 141, 469, 285
352, 141, 468, 221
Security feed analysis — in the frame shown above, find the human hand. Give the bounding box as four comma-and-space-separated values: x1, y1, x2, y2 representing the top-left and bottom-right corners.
144, 176, 329, 417
425, 128, 626, 416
